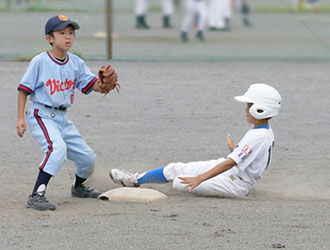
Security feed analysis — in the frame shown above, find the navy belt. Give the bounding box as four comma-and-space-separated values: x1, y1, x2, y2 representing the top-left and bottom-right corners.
44, 105, 67, 111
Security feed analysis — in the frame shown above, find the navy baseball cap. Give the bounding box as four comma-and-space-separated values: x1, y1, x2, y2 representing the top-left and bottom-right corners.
45, 15, 80, 35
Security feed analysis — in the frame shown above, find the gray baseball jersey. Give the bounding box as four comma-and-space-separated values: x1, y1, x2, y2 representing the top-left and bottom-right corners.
17, 51, 97, 177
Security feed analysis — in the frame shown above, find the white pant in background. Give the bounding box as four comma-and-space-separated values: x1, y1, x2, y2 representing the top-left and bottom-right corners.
161, 0, 174, 15
208, 0, 225, 29
181, 0, 207, 32
135, 0, 148, 15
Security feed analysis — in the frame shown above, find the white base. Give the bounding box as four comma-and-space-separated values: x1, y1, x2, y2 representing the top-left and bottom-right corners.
98, 187, 168, 202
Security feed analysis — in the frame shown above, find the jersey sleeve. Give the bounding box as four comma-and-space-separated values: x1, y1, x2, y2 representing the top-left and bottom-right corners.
227, 131, 266, 172
17, 56, 40, 95
75, 59, 97, 95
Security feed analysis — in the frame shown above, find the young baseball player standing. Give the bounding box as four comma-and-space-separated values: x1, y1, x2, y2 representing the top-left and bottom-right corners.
235, 0, 251, 27
135, 0, 174, 29
161, 0, 174, 28
135, 0, 151, 29
16, 15, 118, 211
110, 83, 281, 197
181, 0, 208, 42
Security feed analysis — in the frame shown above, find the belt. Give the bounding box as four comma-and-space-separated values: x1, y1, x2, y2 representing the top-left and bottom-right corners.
44, 105, 67, 111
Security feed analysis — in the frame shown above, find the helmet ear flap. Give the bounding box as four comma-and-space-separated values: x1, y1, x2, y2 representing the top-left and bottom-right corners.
249, 104, 273, 119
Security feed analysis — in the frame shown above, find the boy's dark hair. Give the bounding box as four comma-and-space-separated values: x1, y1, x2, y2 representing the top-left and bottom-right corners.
46, 26, 75, 47
47, 32, 54, 46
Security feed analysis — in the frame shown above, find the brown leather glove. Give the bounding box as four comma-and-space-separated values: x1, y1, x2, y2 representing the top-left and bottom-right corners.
98, 65, 120, 95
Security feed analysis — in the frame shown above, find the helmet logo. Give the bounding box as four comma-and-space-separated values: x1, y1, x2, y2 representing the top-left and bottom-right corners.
58, 15, 69, 21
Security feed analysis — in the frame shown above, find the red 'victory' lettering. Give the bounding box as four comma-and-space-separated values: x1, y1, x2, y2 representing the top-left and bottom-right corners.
46, 78, 77, 95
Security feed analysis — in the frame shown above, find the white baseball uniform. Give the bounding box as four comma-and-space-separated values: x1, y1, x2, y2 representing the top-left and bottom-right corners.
181, 0, 207, 32
135, 0, 148, 16
208, 0, 232, 29
18, 51, 97, 178
208, 0, 225, 29
223, 0, 232, 19
163, 125, 275, 197
161, 0, 174, 15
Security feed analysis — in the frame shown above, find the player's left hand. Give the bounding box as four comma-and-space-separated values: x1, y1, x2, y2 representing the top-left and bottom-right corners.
179, 176, 203, 192
98, 65, 120, 96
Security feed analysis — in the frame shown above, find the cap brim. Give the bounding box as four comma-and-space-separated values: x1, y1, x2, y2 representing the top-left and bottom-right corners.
234, 95, 254, 103
53, 21, 80, 32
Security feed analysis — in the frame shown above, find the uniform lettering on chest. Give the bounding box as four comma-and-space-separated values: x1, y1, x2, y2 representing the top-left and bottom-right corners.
46, 78, 77, 95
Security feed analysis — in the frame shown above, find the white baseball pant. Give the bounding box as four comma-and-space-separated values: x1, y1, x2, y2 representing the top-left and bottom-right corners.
135, 0, 148, 15
163, 158, 251, 197
161, 0, 174, 15
181, 0, 208, 32
208, 0, 225, 29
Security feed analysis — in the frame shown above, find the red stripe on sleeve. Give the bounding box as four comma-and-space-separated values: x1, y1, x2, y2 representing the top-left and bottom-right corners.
18, 84, 33, 94
82, 78, 97, 94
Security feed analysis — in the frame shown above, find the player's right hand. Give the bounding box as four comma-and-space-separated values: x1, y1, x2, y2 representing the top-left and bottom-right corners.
16, 119, 26, 137
179, 176, 203, 192
227, 132, 236, 152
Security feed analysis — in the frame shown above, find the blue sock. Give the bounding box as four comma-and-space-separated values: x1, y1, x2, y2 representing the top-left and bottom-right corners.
137, 167, 168, 185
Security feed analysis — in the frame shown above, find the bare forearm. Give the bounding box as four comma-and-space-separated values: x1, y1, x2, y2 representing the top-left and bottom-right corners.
17, 91, 27, 119
199, 158, 236, 182
17, 91, 28, 137
179, 158, 237, 191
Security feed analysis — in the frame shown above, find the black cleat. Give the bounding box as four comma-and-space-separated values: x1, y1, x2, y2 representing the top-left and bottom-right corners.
71, 184, 101, 199
163, 15, 173, 29
136, 16, 151, 29
196, 31, 205, 42
181, 32, 188, 43
27, 191, 56, 211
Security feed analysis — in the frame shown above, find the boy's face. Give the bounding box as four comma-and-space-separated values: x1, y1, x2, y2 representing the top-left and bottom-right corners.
46, 25, 75, 52
245, 103, 256, 124
245, 103, 269, 126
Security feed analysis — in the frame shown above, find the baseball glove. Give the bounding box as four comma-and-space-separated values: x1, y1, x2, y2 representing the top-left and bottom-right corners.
98, 65, 120, 95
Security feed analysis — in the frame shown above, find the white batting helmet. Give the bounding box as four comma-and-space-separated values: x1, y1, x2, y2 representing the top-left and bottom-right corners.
234, 83, 281, 119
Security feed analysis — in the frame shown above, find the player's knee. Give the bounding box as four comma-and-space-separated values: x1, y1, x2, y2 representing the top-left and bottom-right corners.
85, 161, 95, 177
85, 151, 96, 167
76, 151, 96, 178
77, 162, 95, 179
172, 176, 188, 192
163, 162, 184, 181
52, 143, 67, 164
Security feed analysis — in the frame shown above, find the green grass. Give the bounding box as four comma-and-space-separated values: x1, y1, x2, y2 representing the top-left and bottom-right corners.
25, 5, 88, 12
255, 5, 330, 13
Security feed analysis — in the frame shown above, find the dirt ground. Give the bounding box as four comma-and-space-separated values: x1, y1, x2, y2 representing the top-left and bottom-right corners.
1, 60, 330, 250
1, 7, 330, 250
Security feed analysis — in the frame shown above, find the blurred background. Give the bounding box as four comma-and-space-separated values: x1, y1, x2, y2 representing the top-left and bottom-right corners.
1, 0, 330, 61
